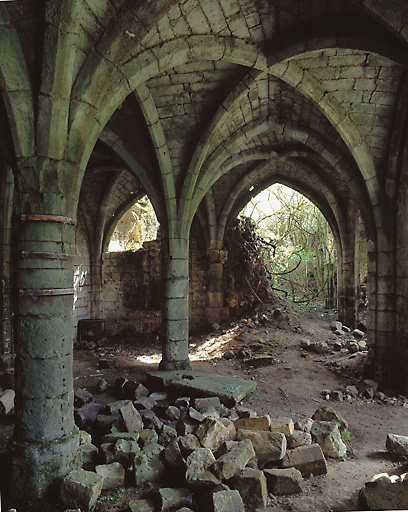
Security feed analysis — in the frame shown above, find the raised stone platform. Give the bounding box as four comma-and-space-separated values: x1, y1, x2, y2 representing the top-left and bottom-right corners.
146, 370, 257, 407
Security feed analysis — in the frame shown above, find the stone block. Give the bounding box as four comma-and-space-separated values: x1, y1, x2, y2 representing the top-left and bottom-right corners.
185, 447, 221, 487
79, 443, 99, 470
290, 430, 312, 448
311, 421, 347, 458
312, 407, 348, 429
229, 468, 268, 509
95, 462, 125, 489
269, 417, 294, 437
0, 389, 14, 415
140, 409, 163, 430
102, 432, 140, 444
212, 439, 256, 479
386, 433, 408, 457
359, 475, 408, 510
123, 381, 150, 400
179, 433, 201, 457
113, 439, 141, 467
234, 415, 271, 431
164, 439, 185, 469
264, 468, 303, 495
194, 397, 222, 410
156, 487, 193, 512
119, 401, 144, 433
74, 388, 94, 408
128, 499, 155, 512
236, 429, 286, 467
280, 444, 327, 477
134, 443, 165, 485
134, 396, 157, 410
159, 424, 178, 447
211, 489, 245, 512
60, 469, 104, 511
138, 429, 159, 448
195, 417, 230, 451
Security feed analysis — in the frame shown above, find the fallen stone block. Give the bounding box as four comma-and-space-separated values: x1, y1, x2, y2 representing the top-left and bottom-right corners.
194, 397, 222, 410
359, 473, 408, 510
269, 417, 294, 437
0, 389, 15, 415
185, 447, 221, 487
234, 415, 271, 431
60, 469, 104, 511
96, 414, 122, 435
195, 417, 230, 451
294, 418, 313, 433
290, 430, 312, 448
177, 416, 197, 436
134, 443, 165, 485
188, 407, 206, 422
312, 406, 348, 429
74, 388, 94, 408
229, 467, 268, 509
165, 439, 185, 469
264, 468, 303, 495
212, 439, 256, 479
123, 380, 150, 400
102, 432, 140, 444
95, 462, 125, 489
149, 391, 168, 401
179, 433, 201, 457
311, 421, 347, 458
140, 409, 163, 431
386, 433, 408, 457
74, 403, 104, 428
219, 417, 236, 442
138, 429, 159, 448
353, 328, 365, 338
235, 406, 257, 419
128, 499, 155, 512
79, 430, 92, 445
134, 396, 157, 410
156, 487, 193, 512
119, 402, 143, 433
114, 439, 141, 467
236, 429, 286, 467
79, 443, 99, 470
96, 378, 108, 392
155, 404, 181, 421
211, 489, 245, 512
280, 443, 327, 477
159, 424, 178, 447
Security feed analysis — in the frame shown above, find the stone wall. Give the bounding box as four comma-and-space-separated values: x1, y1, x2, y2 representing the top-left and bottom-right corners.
99, 238, 209, 339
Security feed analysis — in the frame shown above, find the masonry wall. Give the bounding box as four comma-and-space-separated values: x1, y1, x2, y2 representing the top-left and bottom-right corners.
99, 238, 209, 340
73, 228, 91, 330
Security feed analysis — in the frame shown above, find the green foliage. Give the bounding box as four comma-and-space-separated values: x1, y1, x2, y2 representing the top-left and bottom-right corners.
240, 184, 337, 306
331, 420, 351, 445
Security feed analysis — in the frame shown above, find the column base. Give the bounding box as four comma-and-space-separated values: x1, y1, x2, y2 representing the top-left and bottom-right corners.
8, 428, 80, 502
159, 359, 192, 371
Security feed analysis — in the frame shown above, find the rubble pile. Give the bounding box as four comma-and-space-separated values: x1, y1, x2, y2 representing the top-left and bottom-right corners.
63, 378, 350, 512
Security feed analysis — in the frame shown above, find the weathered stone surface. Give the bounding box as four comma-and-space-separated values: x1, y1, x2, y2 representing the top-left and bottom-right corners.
139, 429, 159, 448
212, 439, 256, 479
235, 406, 257, 419
234, 415, 271, 431
79, 443, 99, 470
74, 403, 104, 428
176, 416, 197, 436
165, 439, 185, 469
229, 468, 268, 509
359, 474, 408, 510
114, 439, 141, 467
219, 417, 236, 441
74, 388, 94, 408
312, 407, 348, 429
386, 433, 408, 457
60, 469, 104, 511
128, 499, 155, 512
236, 429, 286, 467
95, 462, 125, 489
134, 397, 157, 410
119, 402, 143, 432
155, 404, 181, 421
149, 391, 168, 401
195, 417, 230, 451
188, 407, 205, 422
79, 430, 92, 445
179, 434, 201, 457
194, 397, 222, 410
159, 424, 178, 447
123, 380, 150, 400
264, 467, 303, 495
269, 417, 294, 437
212, 489, 245, 512
294, 418, 314, 433
147, 371, 256, 406
280, 444, 327, 477
134, 443, 165, 485
311, 421, 347, 458
102, 432, 140, 444
185, 447, 221, 487
156, 487, 193, 512
140, 409, 163, 430
290, 430, 312, 448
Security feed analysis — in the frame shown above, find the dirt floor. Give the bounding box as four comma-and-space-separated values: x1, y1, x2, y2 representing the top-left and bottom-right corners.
2, 302, 408, 511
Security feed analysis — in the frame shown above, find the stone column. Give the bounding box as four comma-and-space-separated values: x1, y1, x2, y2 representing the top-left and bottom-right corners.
206, 243, 229, 327
159, 236, 192, 370
10, 212, 80, 499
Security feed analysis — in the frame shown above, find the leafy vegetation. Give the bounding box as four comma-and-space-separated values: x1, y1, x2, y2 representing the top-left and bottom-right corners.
240, 184, 337, 307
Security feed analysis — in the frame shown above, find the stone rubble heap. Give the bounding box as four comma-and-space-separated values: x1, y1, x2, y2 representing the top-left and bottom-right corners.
60, 379, 350, 512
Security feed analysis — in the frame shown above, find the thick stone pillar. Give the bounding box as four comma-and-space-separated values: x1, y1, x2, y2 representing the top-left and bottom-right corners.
338, 202, 359, 329
10, 213, 80, 499
159, 236, 192, 370
206, 242, 229, 327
